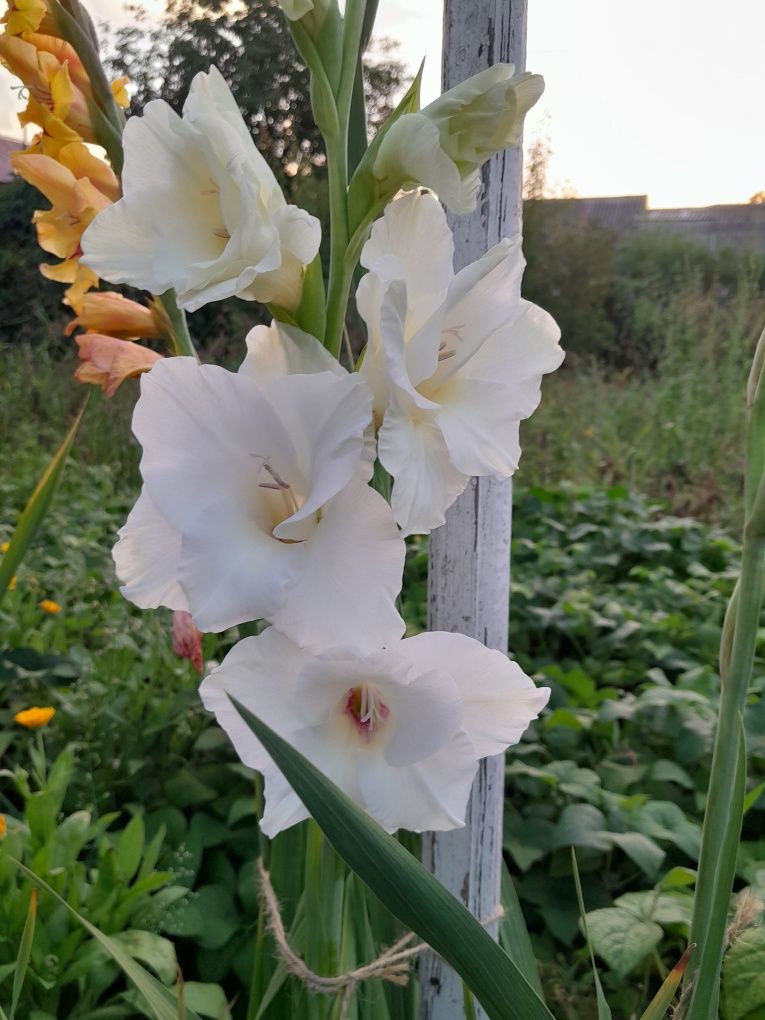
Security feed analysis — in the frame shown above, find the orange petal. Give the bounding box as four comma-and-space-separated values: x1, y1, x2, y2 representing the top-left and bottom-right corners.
65, 291, 161, 340
75, 334, 162, 397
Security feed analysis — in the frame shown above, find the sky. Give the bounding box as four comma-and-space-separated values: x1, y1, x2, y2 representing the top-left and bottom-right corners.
1, 0, 763, 208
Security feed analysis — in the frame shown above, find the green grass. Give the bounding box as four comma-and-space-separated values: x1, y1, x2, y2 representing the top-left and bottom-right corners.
519, 281, 764, 531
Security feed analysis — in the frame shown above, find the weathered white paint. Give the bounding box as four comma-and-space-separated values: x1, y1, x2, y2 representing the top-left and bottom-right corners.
420, 3, 529, 1019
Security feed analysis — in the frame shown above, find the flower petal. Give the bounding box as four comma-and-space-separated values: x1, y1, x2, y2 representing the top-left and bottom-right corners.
272, 475, 405, 652
378, 395, 467, 536
395, 632, 550, 758
113, 489, 188, 612
357, 730, 478, 833
361, 190, 454, 337
241, 320, 346, 386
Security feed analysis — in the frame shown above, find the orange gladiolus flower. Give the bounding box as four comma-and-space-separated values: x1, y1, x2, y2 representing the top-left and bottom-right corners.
75, 334, 161, 397
0, 33, 94, 141
14, 706, 56, 728
1, 0, 57, 36
11, 142, 118, 309
65, 291, 167, 341
0, 814, 6, 838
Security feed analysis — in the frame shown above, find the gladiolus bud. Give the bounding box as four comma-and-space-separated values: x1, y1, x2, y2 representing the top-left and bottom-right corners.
74, 334, 161, 397
65, 292, 166, 341
172, 610, 203, 673
374, 64, 544, 214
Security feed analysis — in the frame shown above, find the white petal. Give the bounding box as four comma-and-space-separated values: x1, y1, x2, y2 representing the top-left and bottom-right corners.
241, 321, 345, 386
457, 299, 564, 394
395, 632, 551, 758
113, 489, 188, 612
177, 497, 303, 632
381, 666, 463, 767
357, 730, 478, 833
267, 371, 372, 539
272, 475, 405, 652
435, 376, 523, 479
272, 203, 322, 265
199, 629, 309, 772
378, 396, 468, 536
373, 114, 474, 214
361, 190, 454, 336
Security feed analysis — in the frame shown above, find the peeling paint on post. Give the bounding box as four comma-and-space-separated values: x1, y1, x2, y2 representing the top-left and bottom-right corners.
420, 2, 529, 1019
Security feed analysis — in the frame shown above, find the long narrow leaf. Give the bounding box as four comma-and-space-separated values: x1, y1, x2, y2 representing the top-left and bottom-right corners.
0, 400, 87, 605
9, 890, 36, 1020
639, 944, 695, 1020
229, 697, 554, 1020
499, 864, 544, 999
11, 861, 201, 1020
685, 716, 747, 1019
572, 849, 612, 1020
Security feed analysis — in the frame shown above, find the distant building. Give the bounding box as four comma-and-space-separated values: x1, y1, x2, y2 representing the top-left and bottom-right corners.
529, 195, 765, 255
0, 135, 22, 182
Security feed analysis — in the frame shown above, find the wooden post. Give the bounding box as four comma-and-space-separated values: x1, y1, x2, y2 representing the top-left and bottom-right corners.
420, 2, 529, 1019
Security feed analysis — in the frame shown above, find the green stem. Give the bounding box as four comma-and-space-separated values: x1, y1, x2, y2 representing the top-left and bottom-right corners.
685, 481, 765, 1008
157, 291, 199, 360
322, 0, 368, 358
323, 138, 352, 358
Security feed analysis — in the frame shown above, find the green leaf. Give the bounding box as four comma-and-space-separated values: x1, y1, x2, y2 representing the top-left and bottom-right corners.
572, 849, 612, 1020
111, 931, 178, 986
229, 696, 554, 1020
10, 860, 202, 1020
499, 864, 544, 999
722, 928, 765, 1020
9, 889, 36, 1020
0, 399, 87, 605
640, 944, 695, 1020
553, 805, 612, 851
585, 908, 662, 977
610, 832, 665, 878
173, 982, 231, 1020
116, 815, 145, 883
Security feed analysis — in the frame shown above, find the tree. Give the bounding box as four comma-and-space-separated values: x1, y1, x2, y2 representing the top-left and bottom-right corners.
750, 191, 765, 204
104, 1, 407, 199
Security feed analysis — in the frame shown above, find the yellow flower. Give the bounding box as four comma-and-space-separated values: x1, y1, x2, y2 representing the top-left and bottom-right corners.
7, 575, 16, 591
2, 0, 58, 37
14, 706, 56, 728
582, 427, 596, 439
0, 814, 6, 839
39, 598, 61, 614
0, 541, 9, 553
0, 33, 94, 141
111, 75, 129, 109
11, 143, 118, 310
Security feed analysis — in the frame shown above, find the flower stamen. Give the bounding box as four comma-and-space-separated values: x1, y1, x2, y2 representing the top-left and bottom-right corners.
344, 684, 390, 741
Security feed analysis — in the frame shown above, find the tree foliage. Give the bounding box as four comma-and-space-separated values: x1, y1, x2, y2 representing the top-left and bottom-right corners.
103, 0, 407, 198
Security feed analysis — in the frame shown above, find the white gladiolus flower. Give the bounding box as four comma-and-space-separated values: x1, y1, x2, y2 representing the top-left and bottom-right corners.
200, 628, 550, 836
113, 350, 405, 652
81, 67, 321, 312
374, 65, 544, 213
358, 190, 564, 536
